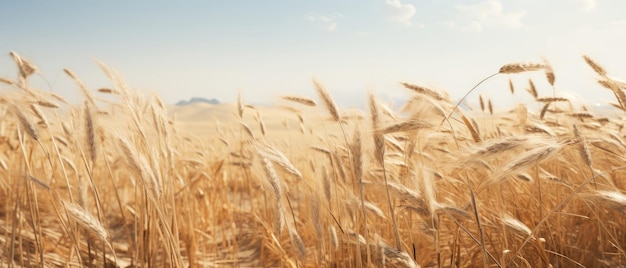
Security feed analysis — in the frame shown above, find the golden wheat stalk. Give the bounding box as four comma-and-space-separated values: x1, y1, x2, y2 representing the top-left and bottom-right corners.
289, 228, 306, 260
502, 214, 532, 236
466, 137, 528, 161
30, 104, 49, 128
583, 54, 608, 77
540, 103, 550, 120
310, 195, 323, 239
237, 91, 244, 119
527, 79, 538, 99
0, 77, 17, 86
595, 190, 626, 207
28, 175, 51, 191
597, 79, 626, 111
0, 156, 7, 171
478, 94, 485, 112
85, 102, 97, 165
401, 82, 448, 101
282, 95, 317, 106
379, 119, 434, 134
491, 140, 562, 183
48, 92, 69, 105
258, 143, 303, 180
9, 51, 38, 82
573, 124, 592, 167
369, 92, 385, 166
240, 122, 256, 140
64, 68, 97, 106
62, 201, 111, 243
97, 88, 119, 94
13, 105, 39, 141
536, 97, 569, 103
258, 149, 285, 235
312, 79, 340, 122
543, 57, 556, 86
460, 113, 481, 142
498, 62, 545, 74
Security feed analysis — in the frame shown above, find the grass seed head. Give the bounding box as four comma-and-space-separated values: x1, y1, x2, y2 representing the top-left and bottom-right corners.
499, 62, 545, 74
9, 51, 38, 81
502, 214, 532, 236
313, 78, 340, 122
583, 54, 608, 77
282, 95, 317, 106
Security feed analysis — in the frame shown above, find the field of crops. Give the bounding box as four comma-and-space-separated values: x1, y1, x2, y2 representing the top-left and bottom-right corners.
0, 51, 625, 267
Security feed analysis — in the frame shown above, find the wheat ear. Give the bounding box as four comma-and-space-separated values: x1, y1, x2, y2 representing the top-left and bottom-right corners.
312, 79, 340, 122
583, 54, 608, 77
282, 95, 317, 106
64, 68, 96, 106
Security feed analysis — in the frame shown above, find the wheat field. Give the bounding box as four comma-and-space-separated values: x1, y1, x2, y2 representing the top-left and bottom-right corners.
0, 51, 625, 267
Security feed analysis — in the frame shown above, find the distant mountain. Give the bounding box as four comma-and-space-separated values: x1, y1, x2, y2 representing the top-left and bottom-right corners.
176, 97, 220, 106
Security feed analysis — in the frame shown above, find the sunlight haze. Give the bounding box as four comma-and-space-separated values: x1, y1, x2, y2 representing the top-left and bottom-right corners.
1, 0, 625, 108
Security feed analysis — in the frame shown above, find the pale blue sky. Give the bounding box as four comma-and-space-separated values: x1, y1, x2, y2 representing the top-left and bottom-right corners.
1, 0, 626, 108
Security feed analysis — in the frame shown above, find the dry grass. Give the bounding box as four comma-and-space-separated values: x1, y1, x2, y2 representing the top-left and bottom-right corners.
0, 51, 625, 268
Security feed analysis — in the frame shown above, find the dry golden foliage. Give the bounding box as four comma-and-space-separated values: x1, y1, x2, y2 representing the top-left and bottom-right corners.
1, 52, 625, 268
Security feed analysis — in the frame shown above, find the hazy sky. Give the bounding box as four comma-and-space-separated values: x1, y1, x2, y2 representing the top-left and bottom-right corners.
1, 0, 626, 108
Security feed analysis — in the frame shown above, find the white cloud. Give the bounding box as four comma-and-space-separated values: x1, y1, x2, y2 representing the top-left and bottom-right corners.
307, 14, 340, 32
386, 0, 417, 27
574, 0, 596, 12
453, 0, 526, 32
470, 21, 482, 32
328, 22, 337, 31
307, 15, 331, 23
442, 20, 456, 28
